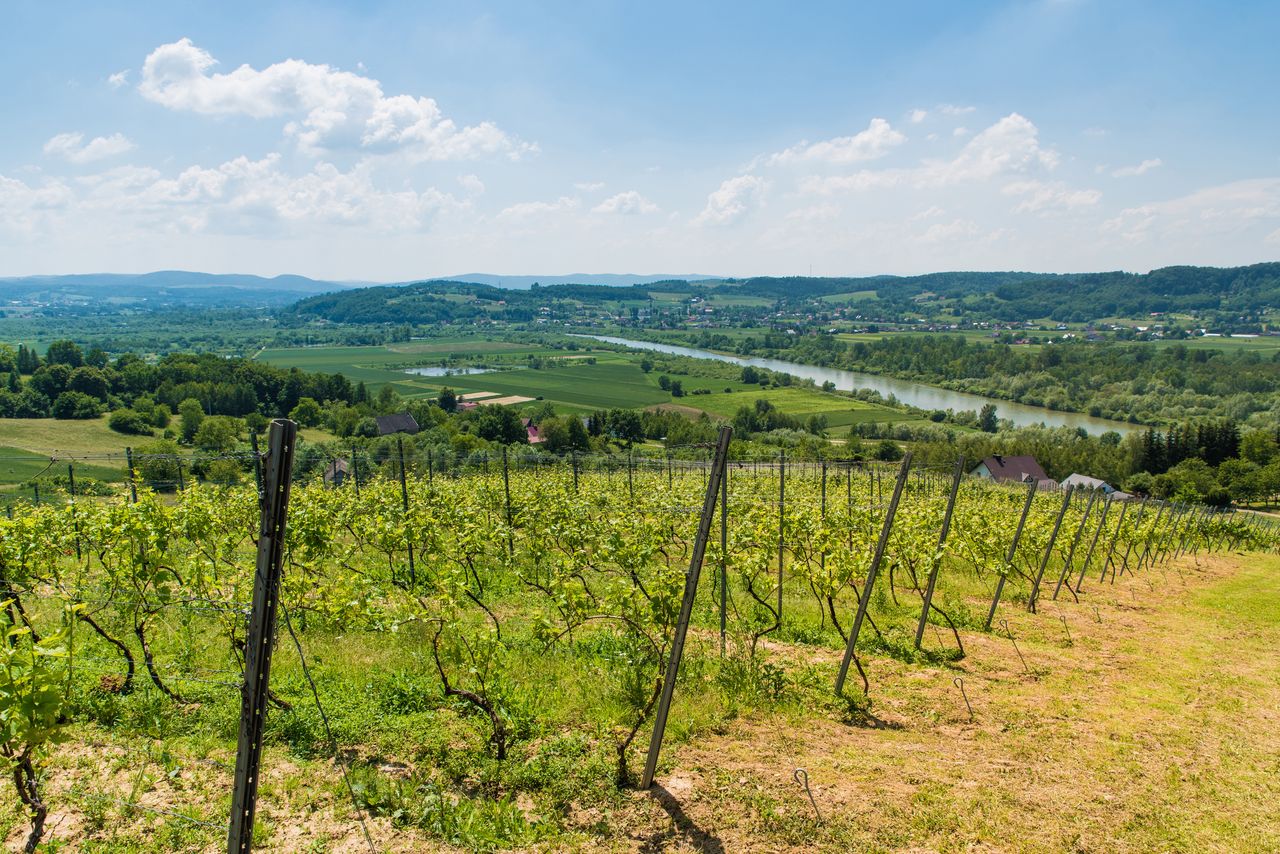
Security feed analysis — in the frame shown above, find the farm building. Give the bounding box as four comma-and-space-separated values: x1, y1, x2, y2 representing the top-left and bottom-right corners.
322, 458, 351, 487
375, 412, 419, 435
971, 455, 1057, 489
1061, 473, 1115, 493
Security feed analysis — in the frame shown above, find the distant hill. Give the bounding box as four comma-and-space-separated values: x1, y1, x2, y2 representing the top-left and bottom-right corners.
0, 271, 362, 312
284, 263, 1280, 326
441, 273, 720, 289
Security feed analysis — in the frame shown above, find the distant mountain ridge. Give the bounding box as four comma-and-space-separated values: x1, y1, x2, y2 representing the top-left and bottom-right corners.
441, 273, 720, 289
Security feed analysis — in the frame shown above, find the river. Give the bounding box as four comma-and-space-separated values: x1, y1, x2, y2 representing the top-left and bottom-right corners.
579, 334, 1137, 436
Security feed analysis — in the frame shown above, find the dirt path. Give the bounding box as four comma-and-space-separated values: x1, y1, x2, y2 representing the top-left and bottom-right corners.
608, 553, 1280, 853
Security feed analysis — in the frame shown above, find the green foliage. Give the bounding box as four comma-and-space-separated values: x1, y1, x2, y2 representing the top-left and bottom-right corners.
108, 408, 154, 435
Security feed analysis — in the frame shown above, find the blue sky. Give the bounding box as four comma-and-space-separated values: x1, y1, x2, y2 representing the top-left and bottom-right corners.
3, 0, 1278, 279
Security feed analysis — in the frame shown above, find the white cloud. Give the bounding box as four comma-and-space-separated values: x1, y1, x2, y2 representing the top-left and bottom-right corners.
911, 205, 946, 221
592, 191, 658, 215
107, 70, 129, 89
1266, 226, 1280, 246
939, 104, 976, 116
0, 174, 74, 237
694, 174, 766, 226
786, 203, 840, 222
1111, 158, 1163, 178
1103, 178, 1280, 243
919, 218, 981, 243
43, 132, 135, 164
768, 118, 906, 165
1003, 179, 1101, 213
909, 109, 928, 124
952, 127, 969, 137
138, 38, 531, 161
803, 113, 1058, 194
457, 174, 485, 194
499, 196, 579, 220
574, 181, 606, 192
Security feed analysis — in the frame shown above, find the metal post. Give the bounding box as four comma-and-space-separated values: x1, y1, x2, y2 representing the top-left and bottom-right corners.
720, 459, 729, 657
1076, 497, 1111, 592
502, 446, 514, 558
571, 450, 579, 493
351, 444, 361, 496
984, 479, 1037, 631
228, 419, 297, 854
1053, 489, 1097, 600
1137, 501, 1166, 570
68, 463, 81, 560
397, 437, 415, 586
125, 446, 137, 503
836, 453, 911, 695
915, 456, 963, 648
641, 425, 732, 789
1029, 486, 1073, 612
250, 432, 264, 498
1117, 498, 1148, 576
32, 481, 39, 506
777, 450, 785, 624
1101, 500, 1130, 582
176, 456, 185, 492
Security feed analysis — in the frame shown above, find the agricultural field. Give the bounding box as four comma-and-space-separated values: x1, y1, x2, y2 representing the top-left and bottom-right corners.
0, 441, 1271, 852
257, 338, 923, 425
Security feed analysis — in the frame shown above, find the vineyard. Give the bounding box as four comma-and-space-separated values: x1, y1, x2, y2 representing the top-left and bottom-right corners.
0, 421, 1275, 852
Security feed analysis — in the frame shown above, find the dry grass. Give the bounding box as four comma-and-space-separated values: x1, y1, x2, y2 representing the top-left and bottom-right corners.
7, 551, 1278, 852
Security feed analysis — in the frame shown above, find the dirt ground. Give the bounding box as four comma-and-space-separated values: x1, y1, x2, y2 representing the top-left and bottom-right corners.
596, 552, 1280, 853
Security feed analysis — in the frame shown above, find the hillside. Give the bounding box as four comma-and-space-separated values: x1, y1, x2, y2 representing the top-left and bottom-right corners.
282, 263, 1280, 326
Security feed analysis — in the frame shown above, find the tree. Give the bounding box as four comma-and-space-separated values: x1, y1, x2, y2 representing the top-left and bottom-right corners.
608, 409, 645, 445
669, 380, 684, 397
29, 364, 71, 402
178, 398, 205, 444
44, 340, 83, 368
741, 366, 760, 384
193, 415, 240, 453
67, 367, 110, 401
875, 439, 904, 461
134, 439, 181, 490
53, 392, 104, 420
289, 397, 324, 428
566, 416, 590, 451
438, 386, 458, 413
978, 404, 999, 433
108, 408, 153, 433
657, 375, 672, 391
639, 358, 654, 373
15, 344, 39, 374
1240, 430, 1277, 466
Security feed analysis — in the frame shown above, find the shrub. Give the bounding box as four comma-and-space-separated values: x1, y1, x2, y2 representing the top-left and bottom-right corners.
52, 391, 104, 420
108, 408, 153, 435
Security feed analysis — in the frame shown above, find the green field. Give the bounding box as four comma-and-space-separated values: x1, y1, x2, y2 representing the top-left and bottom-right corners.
257, 337, 923, 425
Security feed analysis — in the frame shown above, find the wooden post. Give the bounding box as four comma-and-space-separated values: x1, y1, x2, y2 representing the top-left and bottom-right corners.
125, 446, 137, 503
1053, 489, 1097, 600
397, 437, 415, 586
641, 426, 732, 789
228, 419, 297, 854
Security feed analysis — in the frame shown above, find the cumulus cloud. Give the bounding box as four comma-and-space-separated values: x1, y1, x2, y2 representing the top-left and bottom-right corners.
108, 70, 129, 88
592, 191, 658, 215
574, 181, 605, 192
43, 132, 135, 164
768, 118, 906, 165
909, 109, 928, 124
457, 173, 485, 194
1103, 178, 1280, 243
498, 196, 579, 220
803, 113, 1057, 194
939, 104, 976, 116
694, 175, 766, 226
1111, 158, 1162, 178
1003, 179, 1101, 213
919, 218, 981, 243
0, 174, 74, 237
138, 38, 531, 161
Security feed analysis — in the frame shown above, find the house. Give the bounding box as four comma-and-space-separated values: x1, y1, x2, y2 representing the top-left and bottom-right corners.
375, 412, 419, 436
521, 418, 544, 444
971, 455, 1055, 488
322, 458, 351, 487
1061, 473, 1115, 494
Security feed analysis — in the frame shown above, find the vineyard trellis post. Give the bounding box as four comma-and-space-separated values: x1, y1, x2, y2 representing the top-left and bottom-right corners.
397, 437, 415, 586
720, 456, 728, 657
1076, 496, 1112, 593
914, 455, 964, 649
228, 418, 297, 854
985, 478, 1037, 631
250, 431, 264, 496
1137, 500, 1167, 570
777, 450, 786, 625
1102, 499, 1130, 581
176, 454, 185, 492
1053, 489, 1097, 600
126, 446, 137, 503
836, 452, 912, 695
502, 446, 515, 558
351, 443, 361, 495
68, 462, 81, 560
1029, 485, 1073, 612
641, 425, 732, 789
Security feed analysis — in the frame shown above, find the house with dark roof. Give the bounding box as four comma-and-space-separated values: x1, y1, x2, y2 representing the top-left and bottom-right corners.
971, 455, 1055, 488
375, 412, 419, 436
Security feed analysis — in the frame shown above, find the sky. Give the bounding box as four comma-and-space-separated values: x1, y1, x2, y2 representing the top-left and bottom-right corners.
2, 0, 1279, 281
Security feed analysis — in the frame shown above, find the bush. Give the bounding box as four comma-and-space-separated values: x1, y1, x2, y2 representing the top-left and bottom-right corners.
52, 391, 104, 420
108, 408, 153, 435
